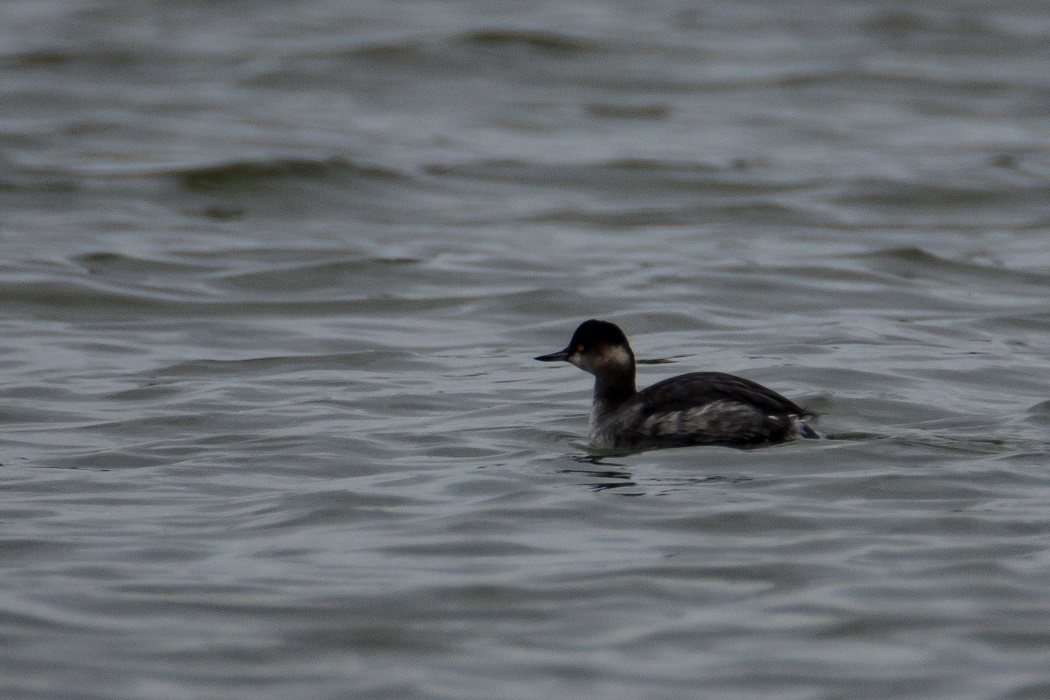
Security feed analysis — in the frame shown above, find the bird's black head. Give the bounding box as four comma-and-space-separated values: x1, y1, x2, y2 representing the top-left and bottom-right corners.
535, 319, 635, 377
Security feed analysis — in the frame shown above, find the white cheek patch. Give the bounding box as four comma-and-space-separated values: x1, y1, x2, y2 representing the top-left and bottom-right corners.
571, 344, 632, 373
608, 346, 632, 367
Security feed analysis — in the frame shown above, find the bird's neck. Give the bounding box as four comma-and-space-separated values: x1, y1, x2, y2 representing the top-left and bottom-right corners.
593, 367, 636, 407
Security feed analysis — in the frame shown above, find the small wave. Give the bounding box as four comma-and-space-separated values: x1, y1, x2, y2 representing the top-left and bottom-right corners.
864, 8, 1021, 39
456, 28, 604, 54
835, 178, 1008, 209
852, 246, 1050, 288
530, 199, 832, 229
425, 157, 816, 190
0, 175, 79, 194
309, 27, 603, 59
245, 27, 603, 89
213, 256, 421, 294
584, 103, 671, 120
1, 46, 147, 70
827, 175, 1050, 228
73, 251, 225, 277
174, 157, 407, 192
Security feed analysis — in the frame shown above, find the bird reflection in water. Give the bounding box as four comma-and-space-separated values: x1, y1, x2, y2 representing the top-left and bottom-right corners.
560, 455, 752, 494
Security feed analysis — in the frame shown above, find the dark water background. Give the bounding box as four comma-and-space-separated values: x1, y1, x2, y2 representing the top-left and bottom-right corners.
2, 1, 1050, 698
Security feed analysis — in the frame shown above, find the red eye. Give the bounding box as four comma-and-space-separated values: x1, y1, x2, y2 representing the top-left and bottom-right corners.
576, 344, 585, 352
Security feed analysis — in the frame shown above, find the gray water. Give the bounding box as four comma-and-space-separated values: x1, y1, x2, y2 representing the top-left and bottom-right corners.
2, 1, 1050, 698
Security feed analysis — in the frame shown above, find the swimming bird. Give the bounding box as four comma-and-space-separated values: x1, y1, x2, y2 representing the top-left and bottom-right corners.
535, 319, 818, 450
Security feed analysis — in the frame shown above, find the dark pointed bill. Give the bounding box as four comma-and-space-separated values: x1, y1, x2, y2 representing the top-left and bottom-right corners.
535, 349, 570, 362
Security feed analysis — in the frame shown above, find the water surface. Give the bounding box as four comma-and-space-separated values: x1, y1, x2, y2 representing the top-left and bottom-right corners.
2, 1, 1050, 698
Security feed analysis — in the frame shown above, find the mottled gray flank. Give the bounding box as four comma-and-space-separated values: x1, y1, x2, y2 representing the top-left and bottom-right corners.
595, 394, 808, 449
